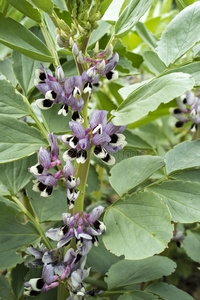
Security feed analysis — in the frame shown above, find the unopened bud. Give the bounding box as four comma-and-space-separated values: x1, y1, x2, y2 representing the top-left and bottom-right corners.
105, 44, 113, 58
93, 41, 99, 56
71, 23, 77, 36
87, 67, 96, 78
55, 66, 65, 82
97, 60, 105, 71
78, 24, 86, 34
72, 43, 79, 56
77, 51, 84, 64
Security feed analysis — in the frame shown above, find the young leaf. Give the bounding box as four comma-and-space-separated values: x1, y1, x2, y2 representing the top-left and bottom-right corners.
112, 73, 194, 125
0, 115, 47, 163
109, 155, 165, 196
136, 22, 158, 50
0, 155, 37, 196
115, 0, 154, 38
157, 2, 200, 66
0, 200, 40, 269
146, 282, 194, 300
182, 230, 200, 263
165, 140, 200, 174
102, 191, 173, 259
149, 180, 200, 223
0, 13, 54, 62
6, 0, 41, 23
31, 0, 53, 14
0, 80, 31, 117
105, 256, 176, 289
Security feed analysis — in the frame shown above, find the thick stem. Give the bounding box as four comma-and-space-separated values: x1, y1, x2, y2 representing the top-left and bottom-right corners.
12, 196, 53, 250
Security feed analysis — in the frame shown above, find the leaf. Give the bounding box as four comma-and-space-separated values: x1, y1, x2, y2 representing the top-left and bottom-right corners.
26, 182, 68, 223
0, 200, 40, 269
182, 230, 200, 263
87, 236, 122, 275
157, 2, 200, 66
149, 180, 200, 223
105, 256, 176, 289
11, 263, 29, 299
0, 155, 37, 195
0, 115, 47, 163
0, 80, 31, 117
165, 140, 200, 175
174, 169, 200, 183
143, 51, 166, 75
86, 164, 100, 193
6, 0, 41, 23
165, 62, 200, 86
135, 22, 158, 50
112, 73, 194, 125
115, 0, 154, 38
124, 130, 155, 150
0, 275, 15, 300
146, 282, 194, 300
118, 291, 159, 300
109, 156, 165, 196
12, 51, 48, 95
0, 58, 17, 86
0, 13, 54, 62
102, 191, 173, 259
41, 105, 71, 133
31, 0, 53, 14
89, 20, 112, 47
102, 0, 126, 22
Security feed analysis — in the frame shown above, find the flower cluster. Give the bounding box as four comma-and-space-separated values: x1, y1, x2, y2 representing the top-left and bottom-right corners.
171, 91, 200, 132
59, 110, 127, 165
34, 47, 119, 122
29, 134, 80, 207
24, 206, 105, 298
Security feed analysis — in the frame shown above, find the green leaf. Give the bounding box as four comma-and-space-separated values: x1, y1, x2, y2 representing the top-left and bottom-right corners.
31, 0, 53, 14
41, 105, 71, 133
112, 73, 194, 125
11, 263, 28, 299
0, 200, 40, 269
102, 191, 173, 259
143, 51, 166, 75
124, 130, 155, 150
12, 51, 48, 95
89, 20, 112, 47
0, 115, 47, 163
87, 236, 122, 275
116, 56, 138, 75
0, 58, 17, 86
165, 140, 200, 175
0, 155, 37, 195
105, 256, 176, 289
0, 80, 31, 117
146, 282, 194, 300
6, 0, 41, 23
115, 0, 154, 38
157, 2, 200, 66
86, 165, 100, 193
0, 275, 15, 300
0, 13, 54, 62
102, 0, 126, 22
165, 62, 200, 86
149, 180, 200, 223
26, 182, 68, 223
118, 292, 159, 300
174, 169, 200, 183
109, 156, 165, 196
135, 22, 158, 50
182, 230, 200, 263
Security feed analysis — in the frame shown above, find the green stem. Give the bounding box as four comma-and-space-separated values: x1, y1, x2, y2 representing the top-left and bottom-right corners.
12, 196, 53, 250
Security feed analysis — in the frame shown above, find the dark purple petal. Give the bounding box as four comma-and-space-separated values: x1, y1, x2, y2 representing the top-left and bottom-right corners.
92, 132, 111, 146
69, 121, 85, 139
78, 138, 90, 150
90, 110, 108, 129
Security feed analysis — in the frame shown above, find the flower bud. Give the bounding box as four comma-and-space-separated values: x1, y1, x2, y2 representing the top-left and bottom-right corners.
72, 43, 79, 56
77, 51, 84, 64
97, 60, 105, 71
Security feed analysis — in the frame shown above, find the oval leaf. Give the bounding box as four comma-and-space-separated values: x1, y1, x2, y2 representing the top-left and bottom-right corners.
182, 230, 200, 263
149, 180, 200, 223
105, 256, 176, 289
165, 140, 200, 175
109, 155, 165, 196
112, 73, 194, 126
0, 80, 31, 117
118, 292, 159, 300
157, 2, 200, 66
0, 13, 54, 62
0, 115, 48, 163
6, 0, 41, 23
102, 191, 173, 259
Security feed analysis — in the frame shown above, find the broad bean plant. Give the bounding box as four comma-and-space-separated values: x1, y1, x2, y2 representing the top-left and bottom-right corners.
0, 0, 200, 299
